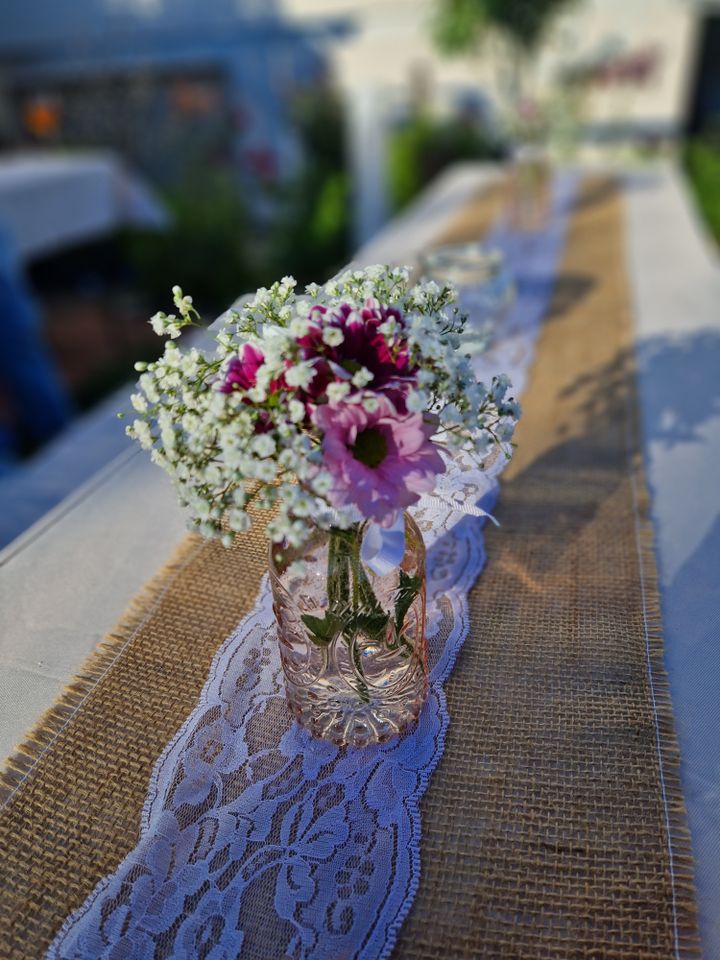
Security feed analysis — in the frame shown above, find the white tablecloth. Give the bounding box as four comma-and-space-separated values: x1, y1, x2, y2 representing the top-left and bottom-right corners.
626, 165, 720, 958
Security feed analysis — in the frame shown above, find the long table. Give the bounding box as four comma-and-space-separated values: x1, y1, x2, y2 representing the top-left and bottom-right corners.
1, 163, 718, 957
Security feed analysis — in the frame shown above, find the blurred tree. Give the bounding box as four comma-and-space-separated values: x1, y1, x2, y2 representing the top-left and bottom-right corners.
432, 0, 577, 113
433, 0, 575, 56
123, 90, 352, 314
266, 90, 351, 287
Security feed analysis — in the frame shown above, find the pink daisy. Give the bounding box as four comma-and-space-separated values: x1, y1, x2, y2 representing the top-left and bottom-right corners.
313, 394, 445, 525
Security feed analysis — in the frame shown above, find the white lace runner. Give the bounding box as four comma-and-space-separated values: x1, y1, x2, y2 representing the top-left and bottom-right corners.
49, 176, 576, 960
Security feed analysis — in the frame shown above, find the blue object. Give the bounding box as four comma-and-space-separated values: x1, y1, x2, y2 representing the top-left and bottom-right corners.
0, 227, 73, 451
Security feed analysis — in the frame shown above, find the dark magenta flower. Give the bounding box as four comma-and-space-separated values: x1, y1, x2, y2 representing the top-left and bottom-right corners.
218, 343, 280, 433
297, 300, 415, 403
218, 343, 265, 393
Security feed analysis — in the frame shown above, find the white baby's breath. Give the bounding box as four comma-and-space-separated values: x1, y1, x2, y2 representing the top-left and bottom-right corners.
322, 326, 344, 347
326, 381, 350, 404
284, 362, 316, 390
351, 367, 373, 388
288, 399, 306, 423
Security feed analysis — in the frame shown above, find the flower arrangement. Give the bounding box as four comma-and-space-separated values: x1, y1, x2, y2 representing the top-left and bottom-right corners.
127, 265, 519, 550
127, 265, 520, 740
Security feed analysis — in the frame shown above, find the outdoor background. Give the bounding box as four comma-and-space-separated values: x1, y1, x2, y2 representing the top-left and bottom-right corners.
0, 0, 718, 545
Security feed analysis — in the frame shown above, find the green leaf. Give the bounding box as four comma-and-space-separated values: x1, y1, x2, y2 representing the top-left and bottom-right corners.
352, 610, 390, 644
394, 571, 422, 634
301, 611, 344, 646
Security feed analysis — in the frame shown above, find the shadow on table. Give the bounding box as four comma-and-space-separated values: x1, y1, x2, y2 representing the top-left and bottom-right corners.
505, 274, 596, 339
572, 175, 659, 214
399, 331, 720, 955
571, 179, 619, 212
460, 328, 720, 619
540, 273, 596, 324
558, 329, 720, 449
502, 329, 720, 934
636, 331, 720, 956
636, 330, 720, 447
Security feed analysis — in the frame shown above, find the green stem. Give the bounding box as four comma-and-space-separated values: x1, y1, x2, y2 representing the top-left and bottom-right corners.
327, 527, 351, 611
350, 637, 370, 704
326, 525, 372, 702
323, 523, 421, 702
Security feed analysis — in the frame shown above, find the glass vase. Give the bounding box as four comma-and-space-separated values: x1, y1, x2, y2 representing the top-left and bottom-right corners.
510, 142, 550, 231
420, 242, 515, 351
269, 513, 428, 747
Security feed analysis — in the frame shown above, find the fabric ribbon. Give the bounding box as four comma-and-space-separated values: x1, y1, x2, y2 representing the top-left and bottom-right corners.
361, 495, 498, 577
360, 512, 407, 576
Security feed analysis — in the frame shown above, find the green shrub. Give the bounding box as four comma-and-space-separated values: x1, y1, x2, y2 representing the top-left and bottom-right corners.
122, 171, 255, 315
388, 112, 505, 212
124, 90, 352, 309
684, 138, 720, 245
265, 91, 351, 287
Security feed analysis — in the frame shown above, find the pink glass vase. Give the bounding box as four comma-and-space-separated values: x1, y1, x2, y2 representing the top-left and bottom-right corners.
269, 513, 428, 747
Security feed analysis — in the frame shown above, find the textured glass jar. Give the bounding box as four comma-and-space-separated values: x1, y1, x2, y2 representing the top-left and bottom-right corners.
420, 243, 514, 352
269, 514, 427, 747
510, 143, 550, 230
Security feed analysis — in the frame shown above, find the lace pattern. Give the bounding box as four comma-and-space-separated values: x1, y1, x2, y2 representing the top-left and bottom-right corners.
48, 175, 576, 960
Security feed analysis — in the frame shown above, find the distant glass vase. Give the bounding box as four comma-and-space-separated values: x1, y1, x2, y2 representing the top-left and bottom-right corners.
510, 142, 550, 231
420, 242, 515, 352
269, 513, 428, 747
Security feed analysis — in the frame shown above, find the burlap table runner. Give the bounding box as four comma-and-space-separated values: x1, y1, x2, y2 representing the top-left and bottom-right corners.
0, 179, 699, 958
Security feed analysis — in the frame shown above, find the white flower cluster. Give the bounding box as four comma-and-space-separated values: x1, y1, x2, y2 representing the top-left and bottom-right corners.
125, 269, 520, 547
148, 285, 199, 339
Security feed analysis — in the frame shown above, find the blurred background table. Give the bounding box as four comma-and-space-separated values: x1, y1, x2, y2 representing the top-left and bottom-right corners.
0, 151, 168, 537
0, 151, 167, 261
